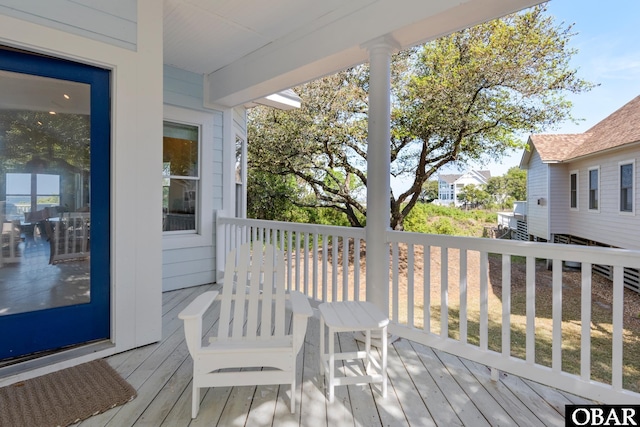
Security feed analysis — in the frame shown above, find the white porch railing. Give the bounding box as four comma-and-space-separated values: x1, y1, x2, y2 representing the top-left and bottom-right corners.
217, 216, 366, 303
217, 216, 640, 404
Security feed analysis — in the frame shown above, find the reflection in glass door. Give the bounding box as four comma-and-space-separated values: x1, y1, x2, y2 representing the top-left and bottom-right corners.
0, 48, 110, 361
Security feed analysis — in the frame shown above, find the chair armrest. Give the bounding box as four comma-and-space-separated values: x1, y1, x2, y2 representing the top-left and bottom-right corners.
289, 291, 313, 318
179, 290, 219, 355
179, 291, 219, 320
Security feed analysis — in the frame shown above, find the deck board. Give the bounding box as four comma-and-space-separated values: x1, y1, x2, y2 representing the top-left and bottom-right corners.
76, 284, 589, 427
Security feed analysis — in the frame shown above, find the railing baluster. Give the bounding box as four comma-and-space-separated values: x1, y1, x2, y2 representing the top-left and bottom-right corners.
526, 256, 536, 364
424, 245, 431, 333
354, 238, 360, 301
581, 262, 592, 381
441, 247, 448, 338
552, 258, 562, 373
392, 242, 399, 323
459, 249, 468, 344
313, 233, 318, 301
295, 231, 301, 292
502, 253, 511, 358
612, 265, 624, 390
342, 237, 349, 302
332, 235, 338, 302
322, 237, 328, 303
407, 244, 414, 328
287, 231, 293, 291
480, 251, 488, 351
304, 233, 309, 296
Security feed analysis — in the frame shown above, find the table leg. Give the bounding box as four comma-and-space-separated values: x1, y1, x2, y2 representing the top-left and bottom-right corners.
328, 327, 335, 403
365, 329, 371, 373
381, 325, 388, 398
319, 316, 325, 376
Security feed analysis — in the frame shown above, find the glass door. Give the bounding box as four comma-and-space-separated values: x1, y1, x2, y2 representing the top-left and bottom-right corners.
0, 47, 110, 360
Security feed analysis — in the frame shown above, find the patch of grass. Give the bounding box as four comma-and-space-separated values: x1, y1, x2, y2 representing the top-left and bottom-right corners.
404, 203, 496, 237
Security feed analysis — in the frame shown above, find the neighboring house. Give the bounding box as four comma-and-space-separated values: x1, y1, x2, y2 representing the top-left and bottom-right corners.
0, 0, 542, 386
520, 95, 640, 288
436, 170, 491, 206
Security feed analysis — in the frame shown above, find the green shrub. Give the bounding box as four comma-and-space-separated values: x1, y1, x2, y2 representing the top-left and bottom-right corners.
431, 217, 458, 235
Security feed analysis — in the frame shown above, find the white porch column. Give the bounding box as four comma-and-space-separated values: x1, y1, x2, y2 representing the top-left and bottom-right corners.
364, 36, 399, 314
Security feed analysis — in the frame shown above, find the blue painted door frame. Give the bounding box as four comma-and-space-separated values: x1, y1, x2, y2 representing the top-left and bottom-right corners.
0, 48, 111, 359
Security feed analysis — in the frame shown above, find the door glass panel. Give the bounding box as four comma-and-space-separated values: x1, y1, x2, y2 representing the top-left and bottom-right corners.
0, 70, 91, 316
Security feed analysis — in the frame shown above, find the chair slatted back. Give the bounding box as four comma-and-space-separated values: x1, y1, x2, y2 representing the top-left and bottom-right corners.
217, 243, 287, 341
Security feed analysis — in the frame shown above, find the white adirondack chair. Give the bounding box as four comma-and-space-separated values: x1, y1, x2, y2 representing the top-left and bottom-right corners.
179, 243, 313, 418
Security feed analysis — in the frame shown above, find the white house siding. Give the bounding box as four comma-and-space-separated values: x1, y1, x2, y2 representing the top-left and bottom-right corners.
162, 66, 226, 291
549, 163, 569, 235
0, 0, 163, 374
525, 149, 550, 240
566, 145, 640, 250
0, 0, 136, 50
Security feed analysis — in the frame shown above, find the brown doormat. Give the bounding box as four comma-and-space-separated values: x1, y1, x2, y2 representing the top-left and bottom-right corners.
0, 359, 136, 427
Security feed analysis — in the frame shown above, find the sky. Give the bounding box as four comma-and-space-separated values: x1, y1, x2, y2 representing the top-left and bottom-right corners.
392, 0, 640, 193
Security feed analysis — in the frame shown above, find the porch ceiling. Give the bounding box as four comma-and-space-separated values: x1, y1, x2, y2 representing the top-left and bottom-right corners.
163, 0, 544, 108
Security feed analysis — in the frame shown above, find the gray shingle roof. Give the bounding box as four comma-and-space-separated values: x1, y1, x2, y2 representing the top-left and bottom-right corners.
438, 174, 462, 184
525, 95, 640, 163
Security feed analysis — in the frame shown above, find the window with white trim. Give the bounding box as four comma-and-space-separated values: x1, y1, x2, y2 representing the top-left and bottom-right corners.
162, 121, 199, 233
235, 135, 247, 218
620, 161, 634, 213
588, 167, 599, 211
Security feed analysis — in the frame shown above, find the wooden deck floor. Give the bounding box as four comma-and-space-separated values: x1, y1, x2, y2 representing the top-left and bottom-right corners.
77, 284, 591, 427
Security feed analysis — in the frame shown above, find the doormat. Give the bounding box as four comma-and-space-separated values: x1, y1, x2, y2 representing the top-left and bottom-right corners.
0, 359, 136, 427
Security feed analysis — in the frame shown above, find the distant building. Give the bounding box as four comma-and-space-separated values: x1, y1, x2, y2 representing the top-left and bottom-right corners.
436, 170, 491, 206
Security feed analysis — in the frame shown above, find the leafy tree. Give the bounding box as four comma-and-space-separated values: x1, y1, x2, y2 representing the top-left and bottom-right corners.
248, 5, 593, 229
248, 70, 369, 226
504, 167, 527, 201
485, 167, 527, 208
485, 175, 508, 206
457, 184, 491, 209
246, 170, 306, 222
419, 179, 439, 202
0, 110, 90, 172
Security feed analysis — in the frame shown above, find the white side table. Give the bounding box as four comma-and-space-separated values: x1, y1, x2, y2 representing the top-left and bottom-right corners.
318, 301, 389, 402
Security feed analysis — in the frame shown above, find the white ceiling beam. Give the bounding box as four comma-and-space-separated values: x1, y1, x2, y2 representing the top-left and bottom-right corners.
205, 0, 544, 108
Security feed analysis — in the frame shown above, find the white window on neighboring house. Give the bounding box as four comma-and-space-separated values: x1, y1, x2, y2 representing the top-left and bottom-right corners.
620, 161, 634, 213
588, 166, 599, 211
162, 121, 199, 233
570, 171, 578, 209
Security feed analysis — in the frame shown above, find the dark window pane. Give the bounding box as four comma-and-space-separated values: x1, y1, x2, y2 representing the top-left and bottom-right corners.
570, 173, 577, 208
589, 169, 598, 209
620, 164, 633, 212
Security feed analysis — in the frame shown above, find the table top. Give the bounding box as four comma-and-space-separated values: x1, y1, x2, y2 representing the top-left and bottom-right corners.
318, 301, 389, 331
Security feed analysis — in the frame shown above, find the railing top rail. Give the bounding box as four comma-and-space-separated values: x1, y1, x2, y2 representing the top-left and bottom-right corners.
386, 229, 640, 267
218, 216, 366, 239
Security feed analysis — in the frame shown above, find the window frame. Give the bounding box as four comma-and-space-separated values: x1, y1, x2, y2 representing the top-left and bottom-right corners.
162, 105, 213, 251
235, 134, 247, 218
163, 120, 200, 235
569, 170, 579, 210
588, 166, 600, 212
619, 160, 635, 215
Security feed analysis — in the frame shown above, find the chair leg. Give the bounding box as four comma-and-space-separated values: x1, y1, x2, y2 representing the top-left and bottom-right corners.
290, 380, 295, 414
192, 384, 200, 419
381, 325, 388, 398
